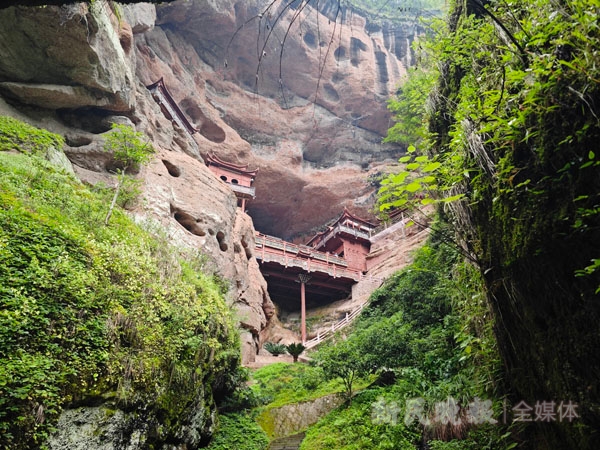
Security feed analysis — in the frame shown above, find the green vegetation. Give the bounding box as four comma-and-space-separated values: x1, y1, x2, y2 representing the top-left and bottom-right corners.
206, 412, 269, 450
102, 123, 153, 225
262, 342, 306, 362
250, 362, 364, 408
0, 117, 240, 449
348, 0, 446, 20
300, 238, 512, 449
379, 19, 464, 214
0, 116, 64, 154
263, 342, 287, 356
285, 342, 306, 363
381, 0, 600, 447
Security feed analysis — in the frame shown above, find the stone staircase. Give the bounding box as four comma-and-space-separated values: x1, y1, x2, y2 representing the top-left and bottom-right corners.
268, 433, 305, 450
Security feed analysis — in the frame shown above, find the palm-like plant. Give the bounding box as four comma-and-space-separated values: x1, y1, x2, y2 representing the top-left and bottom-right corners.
285, 342, 306, 362
264, 342, 287, 357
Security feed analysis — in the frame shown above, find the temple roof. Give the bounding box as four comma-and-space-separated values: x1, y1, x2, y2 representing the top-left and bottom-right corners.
205, 152, 259, 177
336, 207, 378, 229
305, 208, 378, 247
146, 77, 198, 135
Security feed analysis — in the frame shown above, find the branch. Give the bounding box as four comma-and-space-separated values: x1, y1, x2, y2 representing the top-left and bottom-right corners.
468, 0, 528, 67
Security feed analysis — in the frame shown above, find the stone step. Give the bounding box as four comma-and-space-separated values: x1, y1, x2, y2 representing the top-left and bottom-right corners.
268, 432, 305, 450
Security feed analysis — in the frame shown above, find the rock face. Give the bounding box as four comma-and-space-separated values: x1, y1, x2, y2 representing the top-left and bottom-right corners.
151, 0, 414, 238
0, 2, 420, 445
0, 3, 135, 111
46, 397, 216, 450
0, 2, 275, 366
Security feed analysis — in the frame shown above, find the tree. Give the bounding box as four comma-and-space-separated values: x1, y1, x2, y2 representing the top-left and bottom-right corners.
103, 124, 153, 225
285, 342, 306, 363
316, 338, 364, 401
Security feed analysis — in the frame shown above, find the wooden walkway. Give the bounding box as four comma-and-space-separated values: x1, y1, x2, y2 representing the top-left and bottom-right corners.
255, 232, 362, 282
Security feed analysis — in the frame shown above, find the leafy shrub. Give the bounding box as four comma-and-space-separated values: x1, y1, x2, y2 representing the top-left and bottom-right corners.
303, 238, 509, 449
102, 123, 154, 225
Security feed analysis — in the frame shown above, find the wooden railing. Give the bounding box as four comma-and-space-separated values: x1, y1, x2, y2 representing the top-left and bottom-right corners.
308, 223, 372, 249
303, 302, 368, 349
255, 233, 365, 281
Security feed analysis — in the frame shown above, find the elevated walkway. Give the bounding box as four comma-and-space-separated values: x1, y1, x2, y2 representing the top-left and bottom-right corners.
255, 232, 362, 282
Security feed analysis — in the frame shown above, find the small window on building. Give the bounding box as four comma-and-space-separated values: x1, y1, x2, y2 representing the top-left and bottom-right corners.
231, 179, 239, 184
220, 175, 228, 181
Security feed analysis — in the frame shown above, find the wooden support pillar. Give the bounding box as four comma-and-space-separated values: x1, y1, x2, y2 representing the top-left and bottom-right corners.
298, 273, 311, 343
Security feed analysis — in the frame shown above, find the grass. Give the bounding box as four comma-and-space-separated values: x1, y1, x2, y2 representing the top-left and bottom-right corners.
250, 362, 373, 408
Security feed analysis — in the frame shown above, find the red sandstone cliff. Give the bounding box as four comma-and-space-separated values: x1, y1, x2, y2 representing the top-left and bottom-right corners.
0, 0, 416, 363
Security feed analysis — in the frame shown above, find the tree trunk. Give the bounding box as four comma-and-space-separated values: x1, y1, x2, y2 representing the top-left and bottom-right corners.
104, 171, 124, 226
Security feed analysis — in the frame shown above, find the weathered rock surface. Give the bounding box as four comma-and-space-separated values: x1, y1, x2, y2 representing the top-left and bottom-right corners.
0, 3, 135, 111
258, 394, 343, 439
46, 395, 216, 450
148, 0, 413, 238
121, 3, 156, 35
157, 0, 414, 136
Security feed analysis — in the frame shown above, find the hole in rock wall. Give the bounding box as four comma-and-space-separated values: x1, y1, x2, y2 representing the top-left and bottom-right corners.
351, 37, 367, 53
241, 236, 253, 259
375, 51, 389, 84
162, 159, 181, 177
105, 159, 141, 175
171, 206, 206, 236
323, 84, 340, 102
332, 72, 345, 83
350, 37, 366, 68
200, 120, 226, 144
334, 46, 347, 60
65, 134, 93, 147
119, 30, 133, 54
303, 31, 317, 48
58, 108, 114, 134
216, 231, 228, 252
182, 99, 204, 122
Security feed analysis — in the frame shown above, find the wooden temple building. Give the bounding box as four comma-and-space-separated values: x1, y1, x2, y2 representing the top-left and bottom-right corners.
147, 78, 198, 137
205, 153, 258, 211
254, 209, 378, 343
306, 208, 377, 273
199, 147, 379, 345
